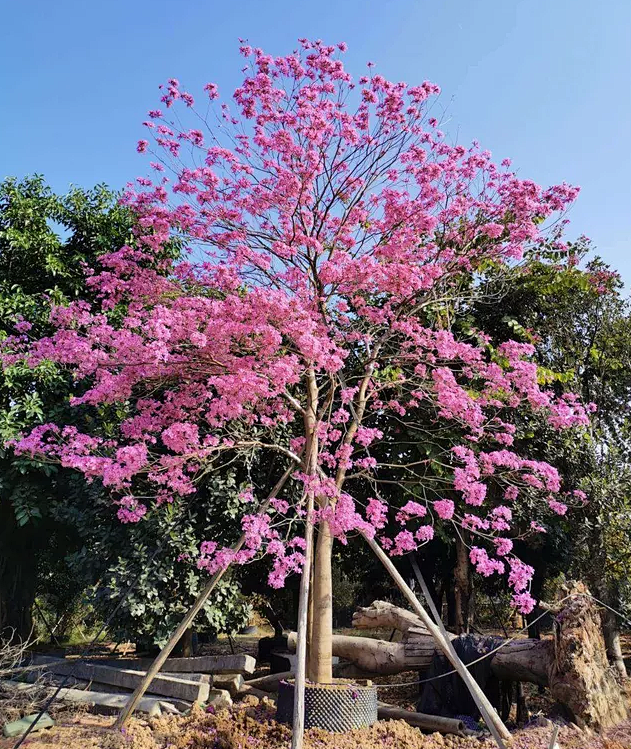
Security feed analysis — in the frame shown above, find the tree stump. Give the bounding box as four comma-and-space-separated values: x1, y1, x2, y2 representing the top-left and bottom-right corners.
547, 582, 628, 730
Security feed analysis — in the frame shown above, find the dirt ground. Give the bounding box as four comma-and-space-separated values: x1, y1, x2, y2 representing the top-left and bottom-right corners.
3, 700, 631, 749
4, 629, 630, 748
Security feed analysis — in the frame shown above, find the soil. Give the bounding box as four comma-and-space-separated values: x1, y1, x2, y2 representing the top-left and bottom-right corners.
5, 627, 631, 748
3, 698, 631, 749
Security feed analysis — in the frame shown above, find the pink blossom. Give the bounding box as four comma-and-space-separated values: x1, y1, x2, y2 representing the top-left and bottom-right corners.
481, 222, 504, 239
116, 496, 147, 523
415, 525, 434, 543
433, 499, 455, 520
494, 538, 513, 556
392, 530, 417, 555
470, 547, 504, 577
366, 498, 388, 529
2, 38, 587, 601
512, 591, 536, 614
396, 500, 427, 524
548, 498, 568, 515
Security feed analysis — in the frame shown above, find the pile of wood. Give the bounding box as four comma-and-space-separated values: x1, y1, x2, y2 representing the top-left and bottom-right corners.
1, 653, 256, 718
283, 584, 628, 731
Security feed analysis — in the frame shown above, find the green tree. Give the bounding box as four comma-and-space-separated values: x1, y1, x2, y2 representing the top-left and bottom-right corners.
0, 176, 136, 639
0, 176, 251, 646
475, 240, 631, 673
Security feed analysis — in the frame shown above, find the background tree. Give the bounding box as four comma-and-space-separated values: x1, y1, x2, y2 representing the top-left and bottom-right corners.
474, 239, 631, 672
0, 177, 249, 647
0, 176, 136, 639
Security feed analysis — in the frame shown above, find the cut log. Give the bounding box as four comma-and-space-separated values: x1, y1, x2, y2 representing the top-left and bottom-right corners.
377, 703, 465, 735
30, 655, 210, 703
288, 632, 407, 675
305, 587, 628, 730
352, 600, 427, 635
96, 654, 256, 675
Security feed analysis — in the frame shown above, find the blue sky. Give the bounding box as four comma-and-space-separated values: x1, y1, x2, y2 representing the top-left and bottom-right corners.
2, 0, 630, 282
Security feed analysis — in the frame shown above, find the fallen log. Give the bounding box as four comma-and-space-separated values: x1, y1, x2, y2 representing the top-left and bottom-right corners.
293, 584, 627, 730
287, 632, 410, 675
377, 703, 465, 735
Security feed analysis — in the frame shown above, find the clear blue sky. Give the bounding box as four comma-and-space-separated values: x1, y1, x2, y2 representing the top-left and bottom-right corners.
2, 0, 630, 282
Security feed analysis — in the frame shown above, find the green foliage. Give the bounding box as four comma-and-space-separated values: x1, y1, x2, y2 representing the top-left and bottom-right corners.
0, 176, 139, 638
53, 470, 253, 647
475, 239, 631, 613
0, 176, 247, 645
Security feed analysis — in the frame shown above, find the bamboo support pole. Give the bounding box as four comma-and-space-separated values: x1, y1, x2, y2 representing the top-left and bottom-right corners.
363, 535, 510, 746
290, 493, 315, 749
114, 463, 297, 728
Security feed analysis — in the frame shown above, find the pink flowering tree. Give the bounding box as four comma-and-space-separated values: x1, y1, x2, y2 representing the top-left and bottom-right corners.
4, 40, 592, 684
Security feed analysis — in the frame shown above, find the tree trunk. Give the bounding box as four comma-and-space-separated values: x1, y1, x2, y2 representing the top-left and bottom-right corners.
547, 582, 628, 729
453, 535, 470, 634
308, 521, 333, 683
525, 567, 546, 639
177, 627, 194, 658
601, 606, 627, 678
0, 541, 37, 642
445, 575, 456, 630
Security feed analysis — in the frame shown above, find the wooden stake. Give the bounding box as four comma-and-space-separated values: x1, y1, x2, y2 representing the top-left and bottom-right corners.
410, 556, 510, 748
362, 535, 511, 746
291, 492, 315, 749
115, 463, 297, 728
410, 556, 442, 625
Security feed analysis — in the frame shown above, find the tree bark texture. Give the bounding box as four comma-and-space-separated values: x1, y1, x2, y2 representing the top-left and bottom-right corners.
453, 535, 471, 635
308, 521, 334, 683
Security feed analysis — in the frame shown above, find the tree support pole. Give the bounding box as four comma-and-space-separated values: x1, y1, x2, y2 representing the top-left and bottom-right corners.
114, 463, 297, 728
363, 535, 510, 747
410, 555, 443, 625
290, 492, 315, 749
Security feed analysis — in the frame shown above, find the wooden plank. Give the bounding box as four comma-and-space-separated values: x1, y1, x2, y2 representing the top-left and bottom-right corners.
30, 656, 209, 703
1, 680, 167, 717
98, 654, 256, 676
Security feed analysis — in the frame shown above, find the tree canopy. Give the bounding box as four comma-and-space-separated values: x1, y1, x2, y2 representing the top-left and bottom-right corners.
3, 42, 595, 683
